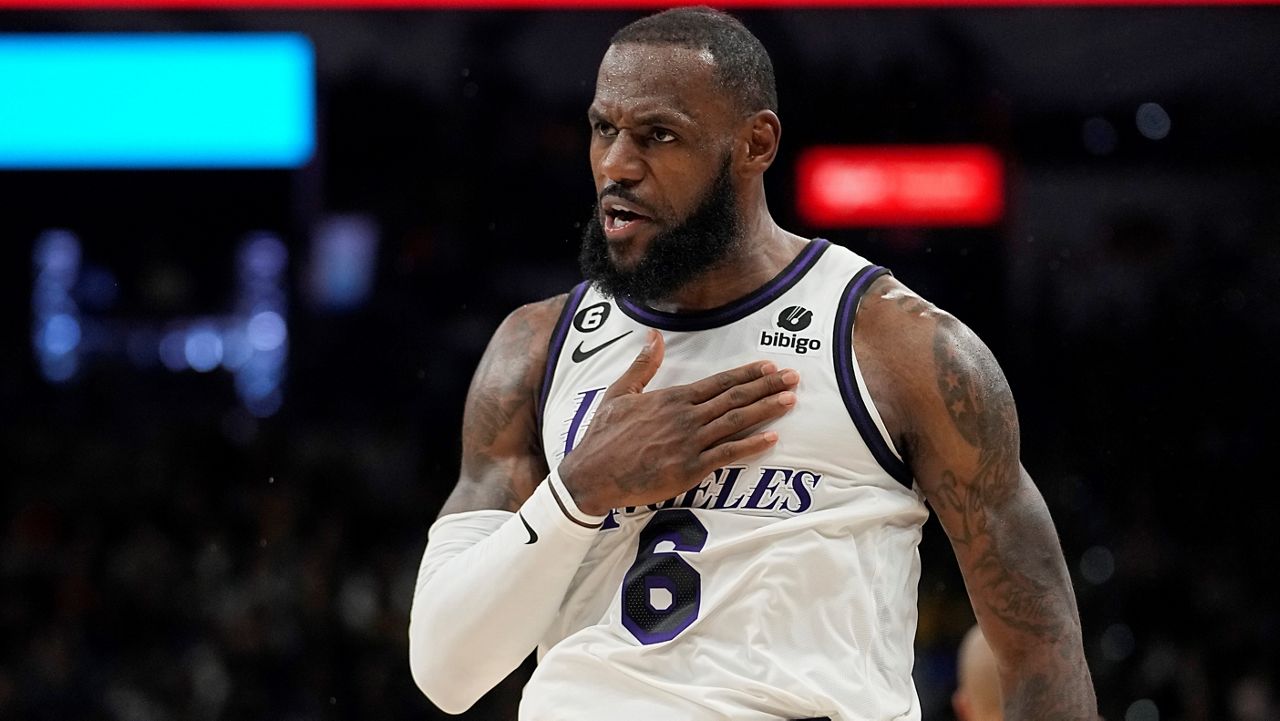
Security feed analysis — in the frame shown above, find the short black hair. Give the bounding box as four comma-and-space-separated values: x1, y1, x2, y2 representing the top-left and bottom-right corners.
610, 6, 778, 115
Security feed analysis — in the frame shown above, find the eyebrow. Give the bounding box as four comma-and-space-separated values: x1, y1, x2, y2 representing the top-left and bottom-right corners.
588, 105, 695, 127
636, 110, 694, 126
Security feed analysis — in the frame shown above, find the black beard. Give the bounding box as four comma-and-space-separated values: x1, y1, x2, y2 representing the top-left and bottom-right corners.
578, 157, 741, 304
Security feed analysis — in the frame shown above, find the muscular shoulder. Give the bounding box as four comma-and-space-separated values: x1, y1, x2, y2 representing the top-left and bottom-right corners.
853, 275, 1019, 472
486, 294, 571, 380
441, 293, 570, 516
467, 294, 569, 422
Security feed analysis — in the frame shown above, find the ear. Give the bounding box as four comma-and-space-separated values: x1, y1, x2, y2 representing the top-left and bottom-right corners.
739, 110, 780, 175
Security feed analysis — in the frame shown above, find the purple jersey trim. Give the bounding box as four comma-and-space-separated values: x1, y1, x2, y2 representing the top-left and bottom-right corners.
833, 265, 913, 488
562, 387, 603, 457
615, 238, 831, 331
537, 281, 590, 433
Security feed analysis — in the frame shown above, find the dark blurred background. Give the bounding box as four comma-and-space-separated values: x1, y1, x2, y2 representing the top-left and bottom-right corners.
1, 6, 1278, 721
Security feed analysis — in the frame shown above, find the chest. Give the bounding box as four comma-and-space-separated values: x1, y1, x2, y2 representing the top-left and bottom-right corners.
540, 293, 864, 525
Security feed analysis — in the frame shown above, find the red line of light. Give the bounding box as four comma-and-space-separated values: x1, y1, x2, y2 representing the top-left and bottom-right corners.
2, 0, 1276, 7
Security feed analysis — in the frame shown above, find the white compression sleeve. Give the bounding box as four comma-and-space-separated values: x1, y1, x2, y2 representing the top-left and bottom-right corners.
408, 470, 604, 713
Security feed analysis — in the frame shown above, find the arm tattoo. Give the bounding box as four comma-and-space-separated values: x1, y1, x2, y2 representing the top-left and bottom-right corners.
931, 322, 1019, 532
927, 319, 1095, 718
468, 380, 532, 451
932, 321, 1065, 636
933, 325, 1019, 463
450, 308, 552, 514
465, 314, 538, 450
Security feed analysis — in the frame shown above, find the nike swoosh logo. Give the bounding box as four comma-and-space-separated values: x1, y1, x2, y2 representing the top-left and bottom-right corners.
519, 512, 538, 544
571, 331, 633, 363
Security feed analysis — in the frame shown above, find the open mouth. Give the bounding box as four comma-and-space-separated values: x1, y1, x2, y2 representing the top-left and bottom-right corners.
603, 201, 653, 235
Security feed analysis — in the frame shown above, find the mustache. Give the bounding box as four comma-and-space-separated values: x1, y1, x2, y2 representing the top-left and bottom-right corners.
597, 183, 648, 210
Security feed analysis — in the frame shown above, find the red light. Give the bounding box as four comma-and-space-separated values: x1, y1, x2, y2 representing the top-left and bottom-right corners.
0, 0, 1274, 6
796, 145, 1004, 227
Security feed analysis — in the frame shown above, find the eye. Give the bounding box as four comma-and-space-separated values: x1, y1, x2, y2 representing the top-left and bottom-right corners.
594, 122, 618, 139
651, 128, 676, 143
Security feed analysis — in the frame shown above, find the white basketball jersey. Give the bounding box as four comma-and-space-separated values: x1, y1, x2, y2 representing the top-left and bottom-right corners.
522, 239, 930, 721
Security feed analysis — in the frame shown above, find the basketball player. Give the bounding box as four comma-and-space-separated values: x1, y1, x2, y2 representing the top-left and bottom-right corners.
953, 624, 1004, 721
409, 7, 1097, 720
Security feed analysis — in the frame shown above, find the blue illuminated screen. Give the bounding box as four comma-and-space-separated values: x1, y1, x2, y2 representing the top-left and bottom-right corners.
0, 33, 315, 169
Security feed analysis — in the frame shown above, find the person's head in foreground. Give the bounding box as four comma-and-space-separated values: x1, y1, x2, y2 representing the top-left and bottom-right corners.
953, 624, 1004, 721
579, 5, 783, 303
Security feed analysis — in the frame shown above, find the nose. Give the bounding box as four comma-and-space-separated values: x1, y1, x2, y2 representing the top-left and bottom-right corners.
597, 131, 645, 186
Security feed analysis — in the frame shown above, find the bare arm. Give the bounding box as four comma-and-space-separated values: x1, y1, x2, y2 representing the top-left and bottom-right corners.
856, 277, 1097, 721
437, 294, 566, 518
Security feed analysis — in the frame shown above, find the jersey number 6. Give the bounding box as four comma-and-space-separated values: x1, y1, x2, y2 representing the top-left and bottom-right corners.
620, 509, 708, 645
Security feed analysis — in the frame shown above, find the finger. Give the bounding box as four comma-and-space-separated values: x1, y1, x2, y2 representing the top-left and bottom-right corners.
682, 359, 777, 404
602, 329, 664, 400
696, 367, 799, 420
697, 389, 796, 447
696, 431, 780, 474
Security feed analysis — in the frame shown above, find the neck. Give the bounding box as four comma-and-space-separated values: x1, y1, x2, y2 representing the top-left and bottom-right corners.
645, 198, 809, 313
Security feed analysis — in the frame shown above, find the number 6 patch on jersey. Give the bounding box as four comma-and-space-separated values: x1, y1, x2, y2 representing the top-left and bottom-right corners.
620, 510, 708, 645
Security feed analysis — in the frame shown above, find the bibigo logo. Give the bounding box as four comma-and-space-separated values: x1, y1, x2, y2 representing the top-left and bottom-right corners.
758, 305, 822, 356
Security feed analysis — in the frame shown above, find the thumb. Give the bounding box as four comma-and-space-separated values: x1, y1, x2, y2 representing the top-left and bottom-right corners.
603, 330, 664, 399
